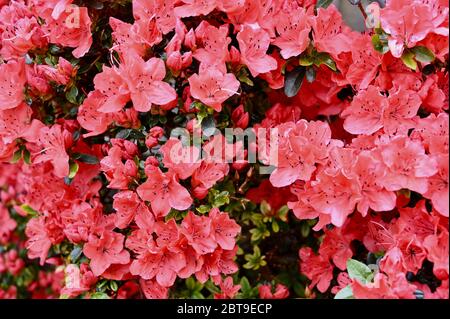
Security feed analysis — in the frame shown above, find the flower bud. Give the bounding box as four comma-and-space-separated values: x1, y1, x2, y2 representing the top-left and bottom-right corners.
124, 159, 138, 177
185, 119, 195, 133
231, 104, 249, 129
228, 45, 241, 65
181, 51, 193, 68
167, 51, 182, 75
113, 108, 141, 129
182, 86, 193, 113
150, 126, 164, 138
192, 185, 209, 200
123, 140, 139, 157
184, 28, 196, 50
186, 119, 202, 138
144, 157, 160, 175
232, 159, 248, 171
145, 136, 158, 149
62, 129, 74, 149
160, 98, 178, 111
146, 126, 164, 148
165, 35, 182, 55
26, 64, 51, 94
194, 21, 209, 42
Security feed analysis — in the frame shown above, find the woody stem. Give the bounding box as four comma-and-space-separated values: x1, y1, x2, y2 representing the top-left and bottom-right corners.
358, 3, 368, 20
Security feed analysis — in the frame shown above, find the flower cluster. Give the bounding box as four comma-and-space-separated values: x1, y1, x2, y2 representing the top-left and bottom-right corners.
0, 0, 448, 299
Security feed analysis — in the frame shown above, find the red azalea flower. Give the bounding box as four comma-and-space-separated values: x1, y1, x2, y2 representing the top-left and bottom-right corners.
137, 167, 192, 218
83, 230, 130, 277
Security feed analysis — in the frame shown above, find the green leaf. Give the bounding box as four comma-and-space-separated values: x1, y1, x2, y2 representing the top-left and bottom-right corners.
72, 153, 99, 164
196, 205, 211, 215
249, 228, 263, 242
371, 34, 389, 54
401, 51, 418, 70
259, 226, 270, 241
190, 100, 204, 111
34, 54, 44, 65
240, 277, 251, 294
173, 114, 185, 125
191, 291, 205, 299
211, 190, 230, 208
88, 0, 104, 10
346, 259, 373, 284
334, 285, 354, 299
195, 103, 212, 126
97, 280, 108, 290
316, 0, 333, 8
284, 66, 306, 97
314, 52, 337, 71
11, 149, 22, 164
90, 292, 110, 299
45, 55, 57, 67
272, 220, 279, 233
184, 276, 204, 296
116, 129, 131, 139
165, 209, 185, 221
68, 161, 79, 179
95, 62, 103, 72
22, 149, 31, 164
247, 247, 258, 259
115, 129, 145, 140
70, 58, 80, 67
299, 55, 314, 67
129, 130, 146, 140
20, 204, 39, 217
411, 46, 435, 63
397, 189, 411, 198
186, 277, 196, 291
250, 213, 263, 224
159, 115, 167, 124
204, 280, 220, 294
260, 200, 272, 215
300, 223, 310, 237
245, 246, 265, 269
109, 281, 118, 292
277, 205, 289, 222
66, 86, 78, 104
196, 205, 211, 214
237, 69, 254, 86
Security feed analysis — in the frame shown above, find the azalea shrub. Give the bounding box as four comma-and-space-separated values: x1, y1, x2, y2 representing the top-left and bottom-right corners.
0, 0, 449, 300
